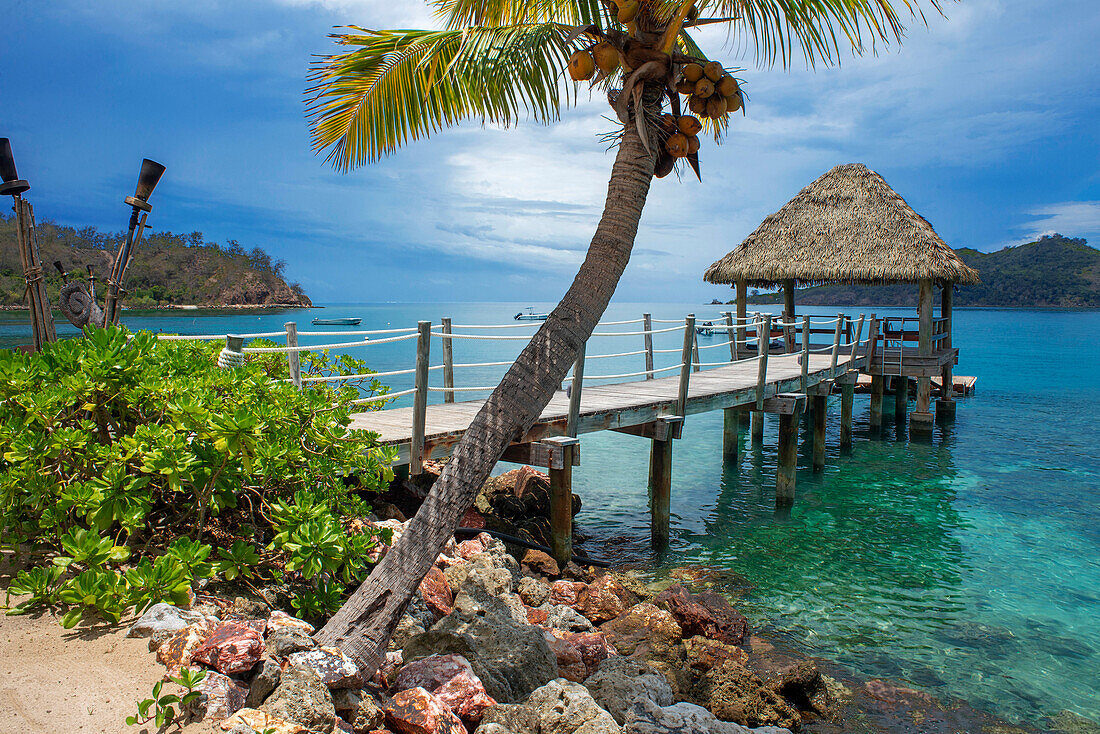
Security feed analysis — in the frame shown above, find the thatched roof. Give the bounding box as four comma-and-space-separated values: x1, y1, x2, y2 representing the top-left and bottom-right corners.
704, 163, 980, 287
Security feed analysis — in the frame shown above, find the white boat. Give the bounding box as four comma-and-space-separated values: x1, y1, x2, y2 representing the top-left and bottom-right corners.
514, 309, 548, 321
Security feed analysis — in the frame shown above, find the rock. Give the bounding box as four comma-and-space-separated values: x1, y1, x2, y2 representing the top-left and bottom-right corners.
191, 621, 266, 675
518, 576, 552, 607
222, 707, 310, 733
607, 572, 654, 605
575, 576, 629, 624
452, 578, 528, 626
653, 585, 748, 646
622, 698, 792, 734
527, 606, 550, 625
403, 610, 557, 703
599, 604, 687, 695
765, 661, 835, 720
246, 658, 283, 708
289, 646, 369, 689
268, 610, 316, 636
418, 566, 453, 621
384, 687, 465, 734
390, 613, 426, 652
436, 669, 497, 725
522, 550, 560, 576
187, 670, 249, 722
379, 651, 404, 688
332, 688, 363, 716
476, 678, 621, 734
1049, 710, 1100, 733
862, 679, 934, 706
456, 533, 491, 560
683, 636, 749, 677
544, 630, 616, 682
550, 580, 588, 607
229, 595, 271, 620
693, 660, 799, 730
127, 602, 206, 640
268, 627, 318, 659
335, 717, 355, 733
461, 508, 487, 529
349, 691, 387, 733
585, 657, 673, 725
374, 501, 407, 522
540, 604, 596, 633
393, 653, 476, 693
157, 618, 217, 678
262, 664, 337, 734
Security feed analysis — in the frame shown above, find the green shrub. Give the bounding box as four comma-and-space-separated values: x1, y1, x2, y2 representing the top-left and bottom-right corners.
0, 326, 397, 626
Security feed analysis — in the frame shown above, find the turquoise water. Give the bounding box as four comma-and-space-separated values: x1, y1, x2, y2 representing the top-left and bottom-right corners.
3, 303, 1098, 725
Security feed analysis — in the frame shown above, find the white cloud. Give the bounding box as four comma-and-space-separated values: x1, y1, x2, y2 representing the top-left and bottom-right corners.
271, 0, 434, 26
1018, 202, 1100, 238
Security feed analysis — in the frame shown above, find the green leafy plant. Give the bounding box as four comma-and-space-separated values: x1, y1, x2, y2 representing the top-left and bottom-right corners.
126, 667, 206, 728
1, 325, 396, 627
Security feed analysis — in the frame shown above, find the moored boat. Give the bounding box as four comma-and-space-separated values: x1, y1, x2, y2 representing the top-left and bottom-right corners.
311, 317, 361, 326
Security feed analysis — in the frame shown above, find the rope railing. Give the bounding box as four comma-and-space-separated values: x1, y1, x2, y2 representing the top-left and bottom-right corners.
300, 364, 444, 383
590, 325, 684, 337
432, 331, 532, 340
574, 363, 684, 381
351, 387, 416, 405
243, 332, 417, 353
696, 340, 735, 351
584, 348, 648, 360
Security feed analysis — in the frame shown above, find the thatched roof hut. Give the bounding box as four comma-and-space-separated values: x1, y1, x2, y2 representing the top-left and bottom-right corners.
703, 163, 979, 287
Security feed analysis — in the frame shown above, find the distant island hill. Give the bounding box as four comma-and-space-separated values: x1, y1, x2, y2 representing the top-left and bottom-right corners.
711, 234, 1100, 308
0, 213, 310, 309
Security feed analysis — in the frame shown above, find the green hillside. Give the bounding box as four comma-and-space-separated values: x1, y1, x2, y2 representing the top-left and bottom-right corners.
736, 234, 1099, 308
0, 214, 310, 309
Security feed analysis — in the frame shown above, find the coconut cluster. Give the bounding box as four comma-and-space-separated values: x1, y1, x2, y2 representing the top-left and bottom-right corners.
674, 60, 742, 120
568, 43, 620, 81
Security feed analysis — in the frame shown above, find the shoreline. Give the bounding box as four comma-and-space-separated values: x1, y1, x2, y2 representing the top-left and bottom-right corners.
0, 303, 311, 313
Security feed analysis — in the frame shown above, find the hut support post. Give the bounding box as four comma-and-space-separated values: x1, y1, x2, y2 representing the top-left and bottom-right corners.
544, 437, 578, 566
894, 377, 908, 419
937, 284, 956, 422
783, 280, 796, 352
735, 280, 747, 359
751, 314, 770, 443
870, 375, 884, 430
441, 317, 455, 403
285, 322, 301, 389
812, 394, 827, 471
840, 381, 855, 448
409, 321, 431, 476
649, 435, 673, 549
723, 407, 740, 463
643, 313, 655, 379
911, 278, 934, 434
751, 411, 764, 443
776, 401, 803, 505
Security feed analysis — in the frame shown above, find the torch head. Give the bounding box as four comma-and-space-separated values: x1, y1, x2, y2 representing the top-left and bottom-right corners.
0, 138, 30, 196
124, 158, 165, 211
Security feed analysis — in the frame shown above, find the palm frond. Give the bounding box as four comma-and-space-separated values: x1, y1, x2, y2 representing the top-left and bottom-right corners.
307, 24, 578, 170
433, 0, 605, 30
695, 0, 943, 68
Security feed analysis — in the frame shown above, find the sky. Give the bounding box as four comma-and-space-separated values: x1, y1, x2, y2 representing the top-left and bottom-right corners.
3, 0, 1099, 304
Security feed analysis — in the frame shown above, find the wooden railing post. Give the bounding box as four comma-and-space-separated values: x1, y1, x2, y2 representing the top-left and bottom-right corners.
567, 343, 585, 438
866, 314, 879, 371
724, 311, 737, 361
285, 322, 301, 389
801, 315, 810, 393
755, 314, 771, 410
410, 321, 431, 476
850, 314, 865, 366
692, 328, 701, 373
829, 313, 843, 374
643, 313, 654, 380
441, 317, 455, 404
677, 314, 695, 417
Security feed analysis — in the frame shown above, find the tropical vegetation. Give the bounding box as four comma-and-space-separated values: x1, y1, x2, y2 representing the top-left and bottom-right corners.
1, 327, 394, 627
305, 0, 947, 673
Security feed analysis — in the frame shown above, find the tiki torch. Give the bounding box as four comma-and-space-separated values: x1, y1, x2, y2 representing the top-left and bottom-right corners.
103, 158, 165, 325
1, 138, 56, 349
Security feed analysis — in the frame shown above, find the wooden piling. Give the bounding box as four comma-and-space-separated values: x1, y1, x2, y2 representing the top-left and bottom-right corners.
812, 394, 826, 471
911, 278, 934, 433
870, 374, 884, 429
285, 322, 301, 389
894, 376, 908, 419
723, 407, 739, 463
409, 321, 431, 476
441, 317, 455, 403
776, 402, 803, 505
649, 436, 673, 548
840, 381, 855, 448
544, 437, 577, 566
751, 410, 764, 443
937, 285, 956, 422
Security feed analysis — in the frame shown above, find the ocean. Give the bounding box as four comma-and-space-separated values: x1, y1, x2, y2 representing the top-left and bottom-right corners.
3, 302, 1098, 725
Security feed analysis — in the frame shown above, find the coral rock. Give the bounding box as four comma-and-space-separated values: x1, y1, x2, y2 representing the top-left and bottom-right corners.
418, 566, 454, 622
190, 621, 266, 675
222, 708, 309, 733
267, 627, 318, 659
549, 580, 587, 607
477, 678, 620, 734
575, 576, 629, 624
543, 630, 616, 682
289, 646, 369, 690
157, 618, 217, 679
456, 533, 491, 560
262, 664, 336, 733
693, 660, 799, 730
127, 602, 206, 640
384, 687, 466, 734
599, 603, 687, 695
522, 549, 560, 577
393, 654, 496, 725
267, 610, 316, 636
653, 584, 748, 646
586, 656, 673, 725
188, 670, 249, 722
683, 636, 749, 676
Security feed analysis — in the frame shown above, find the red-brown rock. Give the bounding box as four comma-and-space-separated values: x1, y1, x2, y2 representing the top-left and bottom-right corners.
525, 606, 550, 625
543, 629, 616, 682
460, 508, 486, 529
549, 580, 587, 607
418, 566, 453, 621
157, 618, 217, 679
522, 549, 560, 577
392, 654, 495, 725
575, 575, 628, 624
266, 610, 315, 636
384, 687, 465, 734
189, 670, 249, 722
513, 465, 550, 498
684, 635, 749, 675
455, 533, 491, 560
654, 584, 749, 645
190, 621, 265, 675
435, 670, 496, 724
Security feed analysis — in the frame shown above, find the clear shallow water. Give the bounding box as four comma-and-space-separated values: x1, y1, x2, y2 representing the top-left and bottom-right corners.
3, 302, 1098, 725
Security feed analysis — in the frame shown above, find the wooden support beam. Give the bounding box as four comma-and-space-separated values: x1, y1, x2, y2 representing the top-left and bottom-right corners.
776, 400, 803, 505
740, 393, 806, 415
499, 438, 581, 469
840, 381, 855, 449
409, 320, 431, 476
751, 410, 764, 443
611, 416, 682, 442
441, 317, 455, 403
805, 381, 831, 397
870, 374, 884, 430
812, 394, 826, 472
543, 436, 579, 566
649, 436, 673, 549
723, 407, 739, 463
285, 322, 301, 389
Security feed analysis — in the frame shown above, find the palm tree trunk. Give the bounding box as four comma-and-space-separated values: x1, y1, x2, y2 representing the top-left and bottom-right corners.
316, 117, 658, 674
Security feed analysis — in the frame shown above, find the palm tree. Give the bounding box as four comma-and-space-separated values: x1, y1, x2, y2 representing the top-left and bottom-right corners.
307, 0, 943, 674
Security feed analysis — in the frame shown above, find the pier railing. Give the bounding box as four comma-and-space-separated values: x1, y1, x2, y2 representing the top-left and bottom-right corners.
143, 311, 872, 467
